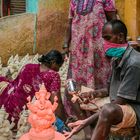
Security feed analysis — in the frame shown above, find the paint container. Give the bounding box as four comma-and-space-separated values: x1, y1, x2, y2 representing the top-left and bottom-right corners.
66, 79, 77, 93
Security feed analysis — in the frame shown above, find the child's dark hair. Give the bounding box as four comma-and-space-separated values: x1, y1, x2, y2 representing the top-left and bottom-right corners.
38, 50, 64, 66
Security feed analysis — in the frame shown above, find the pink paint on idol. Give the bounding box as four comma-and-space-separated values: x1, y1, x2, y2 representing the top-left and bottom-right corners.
19, 84, 66, 140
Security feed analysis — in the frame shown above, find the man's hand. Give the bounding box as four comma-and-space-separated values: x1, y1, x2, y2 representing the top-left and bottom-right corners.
112, 96, 127, 105
79, 91, 95, 100
80, 88, 108, 99
64, 120, 87, 139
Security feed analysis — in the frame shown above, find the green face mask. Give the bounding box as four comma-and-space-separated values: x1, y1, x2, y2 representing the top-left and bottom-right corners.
105, 47, 126, 58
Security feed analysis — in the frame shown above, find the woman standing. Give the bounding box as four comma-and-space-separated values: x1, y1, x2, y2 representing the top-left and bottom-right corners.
63, 0, 117, 117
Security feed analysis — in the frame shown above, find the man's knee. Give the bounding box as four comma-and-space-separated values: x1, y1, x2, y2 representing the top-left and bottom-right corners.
99, 103, 123, 124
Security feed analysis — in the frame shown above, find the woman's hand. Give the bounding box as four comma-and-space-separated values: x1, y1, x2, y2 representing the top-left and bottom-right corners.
62, 45, 70, 57
64, 119, 87, 139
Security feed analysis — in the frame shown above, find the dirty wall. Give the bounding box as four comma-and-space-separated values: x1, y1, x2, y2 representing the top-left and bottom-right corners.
0, 0, 140, 64
0, 0, 68, 64
0, 14, 35, 65
36, 0, 69, 53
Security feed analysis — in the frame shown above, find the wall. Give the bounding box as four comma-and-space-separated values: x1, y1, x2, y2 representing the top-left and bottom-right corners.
124, 0, 137, 40
0, 0, 1, 17
116, 0, 140, 40
0, 0, 139, 64
137, 0, 140, 38
36, 0, 69, 53
0, 0, 69, 64
115, 0, 125, 21
0, 13, 35, 64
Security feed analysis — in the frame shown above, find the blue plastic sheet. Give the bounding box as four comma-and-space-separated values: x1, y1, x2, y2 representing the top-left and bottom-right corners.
26, 0, 38, 14
26, 0, 38, 53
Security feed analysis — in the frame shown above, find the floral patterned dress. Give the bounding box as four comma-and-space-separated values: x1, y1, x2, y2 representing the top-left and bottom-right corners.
0, 64, 61, 123
64, 0, 116, 116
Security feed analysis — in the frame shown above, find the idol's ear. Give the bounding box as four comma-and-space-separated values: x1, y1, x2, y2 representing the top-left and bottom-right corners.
35, 92, 40, 100
46, 92, 51, 100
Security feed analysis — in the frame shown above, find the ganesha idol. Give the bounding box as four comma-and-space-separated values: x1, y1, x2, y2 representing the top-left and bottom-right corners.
19, 84, 66, 140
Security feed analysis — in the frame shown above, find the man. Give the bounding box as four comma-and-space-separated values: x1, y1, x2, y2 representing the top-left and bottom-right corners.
65, 20, 140, 140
